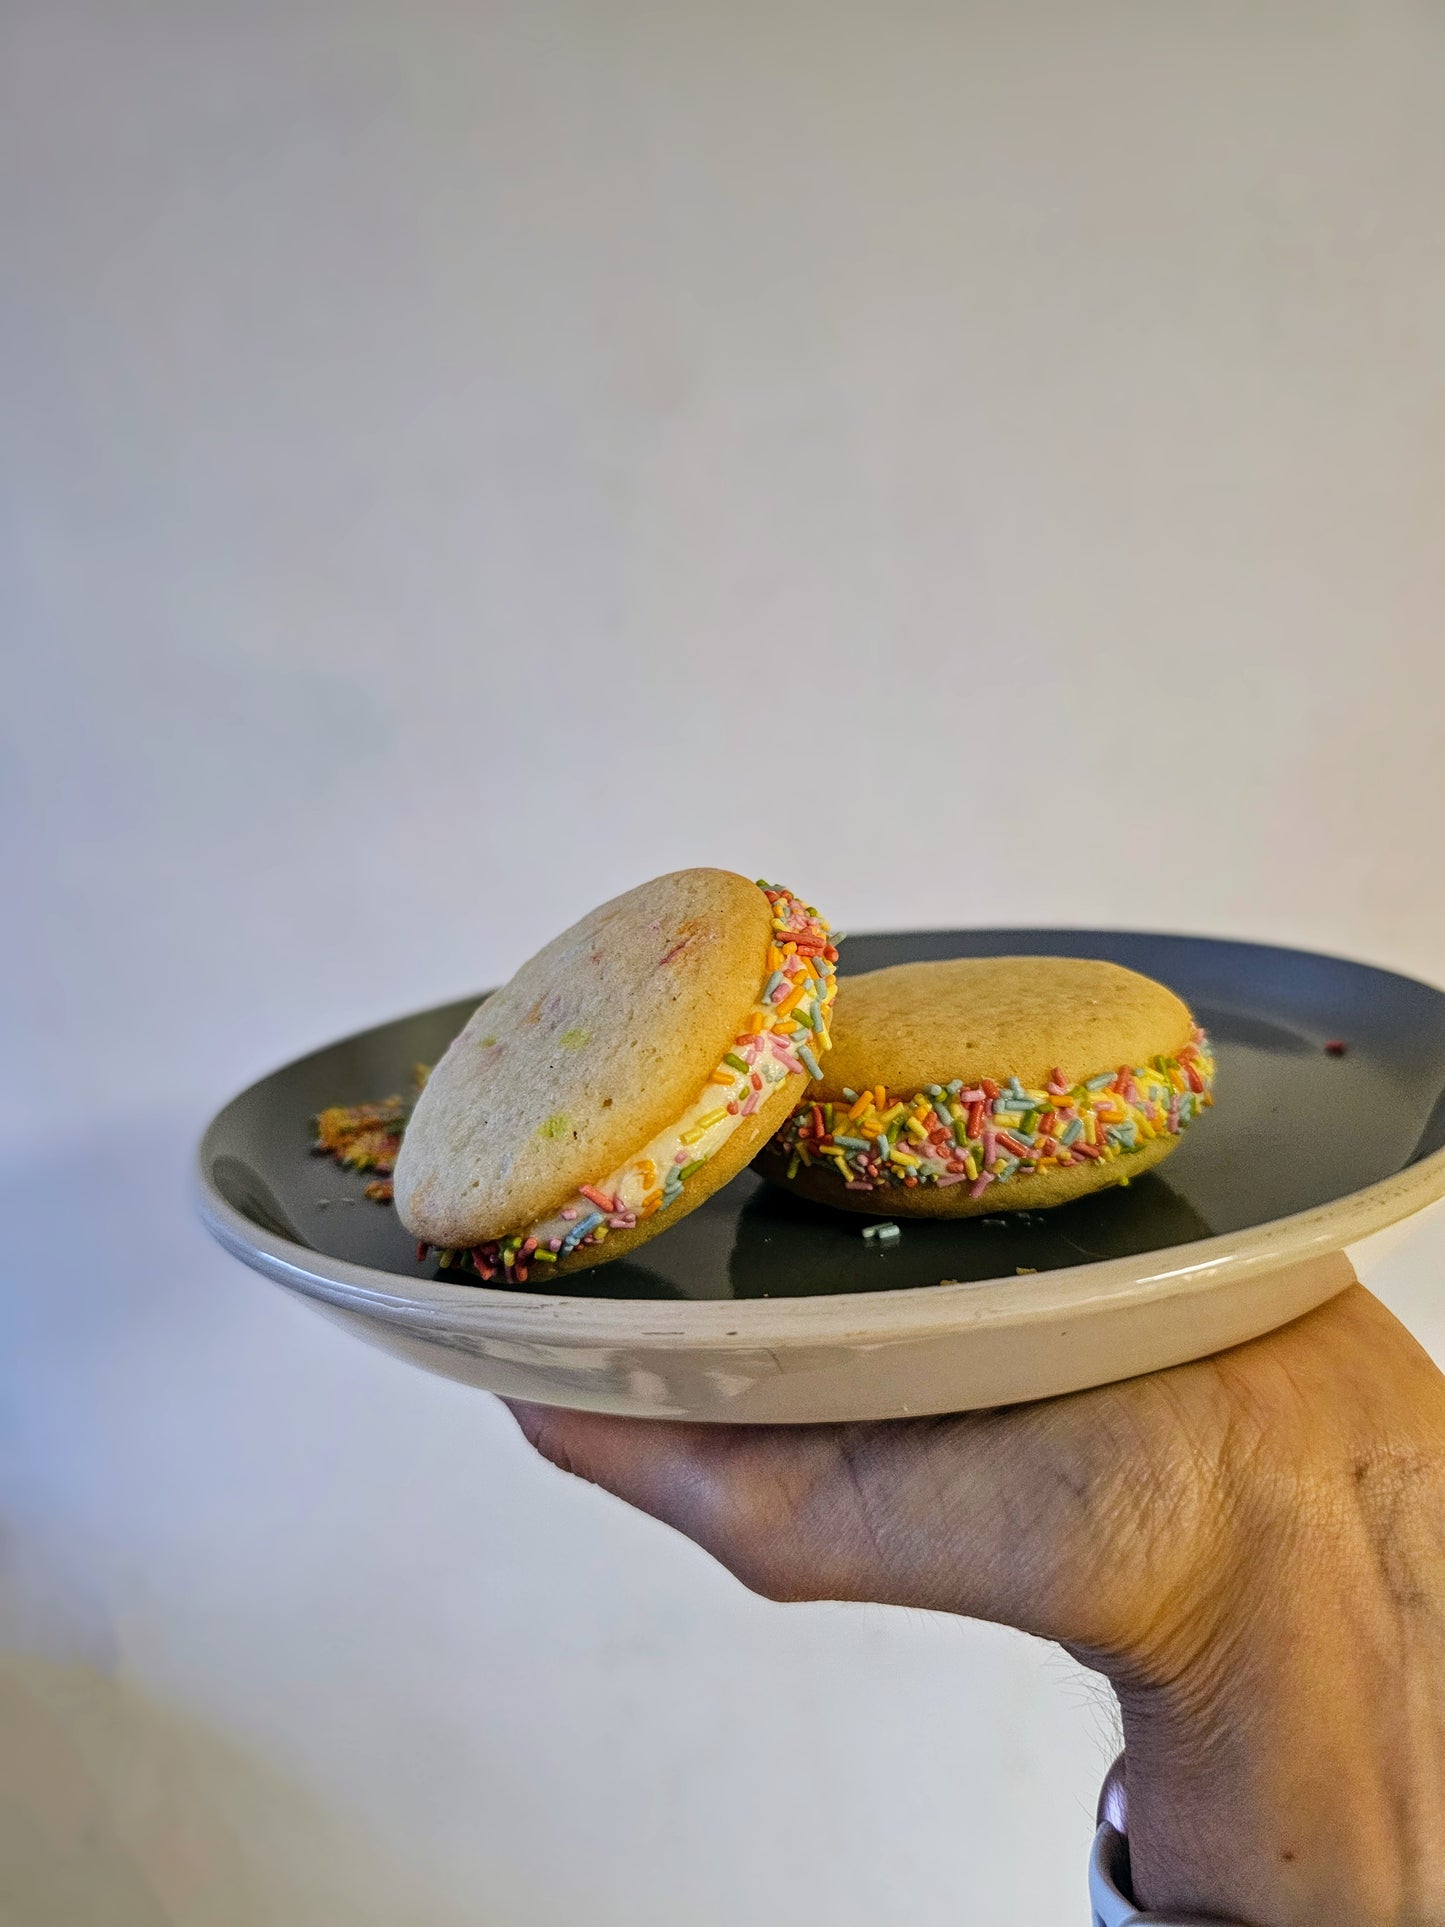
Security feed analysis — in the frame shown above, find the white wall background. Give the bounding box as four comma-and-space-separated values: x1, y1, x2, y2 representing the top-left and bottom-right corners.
3, 2, 1444, 1920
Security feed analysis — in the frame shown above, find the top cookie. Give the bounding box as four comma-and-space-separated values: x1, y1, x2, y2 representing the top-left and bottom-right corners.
814, 956, 1195, 1099
395, 869, 835, 1257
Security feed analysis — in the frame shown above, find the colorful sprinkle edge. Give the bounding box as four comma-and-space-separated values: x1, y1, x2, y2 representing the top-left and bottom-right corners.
769, 1028, 1215, 1201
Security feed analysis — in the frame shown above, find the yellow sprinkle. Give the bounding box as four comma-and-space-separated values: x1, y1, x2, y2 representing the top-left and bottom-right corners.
710, 1068, 735, 1084
964, 1152, 978, 1179
905, 1118, 929, 1143
878, 1102, 906, 1130
890, 1148, 920, 1168
751, 1011, 769, 1033
696, 1109, 726, 1131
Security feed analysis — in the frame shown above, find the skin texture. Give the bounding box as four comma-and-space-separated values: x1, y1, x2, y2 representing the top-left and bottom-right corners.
509, 1268, 1445, 1927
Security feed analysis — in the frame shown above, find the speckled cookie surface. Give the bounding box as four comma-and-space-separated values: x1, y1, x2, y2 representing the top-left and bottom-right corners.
817, 957, 1193, 1100
759, 956, 1213, 1217
396, 869, 774, 1247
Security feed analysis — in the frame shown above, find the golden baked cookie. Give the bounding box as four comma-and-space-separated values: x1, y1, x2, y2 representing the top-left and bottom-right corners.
756, 956, 1214, 1217
395, 869, 837, 1278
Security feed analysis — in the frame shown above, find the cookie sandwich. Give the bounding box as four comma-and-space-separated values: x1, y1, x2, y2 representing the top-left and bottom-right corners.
395, 869, 837, 1279
758, 955, 1213, 1217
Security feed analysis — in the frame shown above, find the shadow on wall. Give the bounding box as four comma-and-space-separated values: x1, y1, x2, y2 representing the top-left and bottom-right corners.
0, 1654, 486, 1927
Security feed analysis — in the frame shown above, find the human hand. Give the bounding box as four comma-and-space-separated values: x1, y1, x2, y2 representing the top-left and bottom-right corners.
509, 1264, 1445, 1926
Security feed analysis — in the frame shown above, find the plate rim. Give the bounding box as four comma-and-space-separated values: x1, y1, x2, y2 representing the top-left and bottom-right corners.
195, 926, 1445, 1346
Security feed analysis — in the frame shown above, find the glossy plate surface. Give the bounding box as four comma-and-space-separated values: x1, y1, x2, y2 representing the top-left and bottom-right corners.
197, 930, 1445, 1421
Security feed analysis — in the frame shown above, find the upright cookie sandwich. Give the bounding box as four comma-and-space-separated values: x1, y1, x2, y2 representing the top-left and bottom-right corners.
395, 869, 837, 1279
759, 956, 1213, 1216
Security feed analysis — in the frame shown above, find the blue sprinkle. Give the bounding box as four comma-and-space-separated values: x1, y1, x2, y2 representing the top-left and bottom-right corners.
946, 1079, 964, 1095
562, 1209, 606, 1252
798, 1045, 823, 1080
1062, 1118, 1084, 1145
1086, 1072, 1115, 1091
875, 1135, 889, 1159
763, 970, 785, 1000
836, 1134, 871, 1151
810, 1003, 826, 1032
998, 1156, 1020, 1180
842, 1087, 858, 1101
925, 1084, 943, 1097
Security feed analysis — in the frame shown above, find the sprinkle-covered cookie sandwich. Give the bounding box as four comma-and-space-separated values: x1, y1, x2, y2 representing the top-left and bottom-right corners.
395, 869, 837, 1280
758, 956, 1213, 1217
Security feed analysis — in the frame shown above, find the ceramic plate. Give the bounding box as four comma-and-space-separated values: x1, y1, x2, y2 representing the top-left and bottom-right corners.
196, 930, 1445, 1421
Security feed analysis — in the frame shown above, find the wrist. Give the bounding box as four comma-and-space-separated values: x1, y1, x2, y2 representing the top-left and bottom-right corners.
1103, 1451, 1445, 1926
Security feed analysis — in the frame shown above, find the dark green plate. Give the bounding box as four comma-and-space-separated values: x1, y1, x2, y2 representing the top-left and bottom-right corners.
200, 929, 1445, 1303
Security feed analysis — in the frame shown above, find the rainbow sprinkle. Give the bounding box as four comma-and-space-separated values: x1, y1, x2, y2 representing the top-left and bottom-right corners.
439, 881, 837, 1284
771, 1029, 1215, 1201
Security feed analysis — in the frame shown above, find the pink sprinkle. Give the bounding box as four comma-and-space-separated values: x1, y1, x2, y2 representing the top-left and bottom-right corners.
548, 1237, 563, 1252
960, 1087, 987, 1104
560, 1206, 578, 1221
741, 1094, 761, 1116
771, 982, 789, 1004
845, 1179, 874, 1190
674, 1149, 689, 1164
608, 1213, 636, 1230
935, 1172, 972, 1187
970, 1172, 995, 1200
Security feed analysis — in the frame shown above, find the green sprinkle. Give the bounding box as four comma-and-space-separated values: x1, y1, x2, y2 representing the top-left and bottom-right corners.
724, 1052, 750, 1074
539, 1113, 571, 1140
679, 1159, 707, 1182
533, 1247, 558, 1262
559, 1027, 590, 1050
